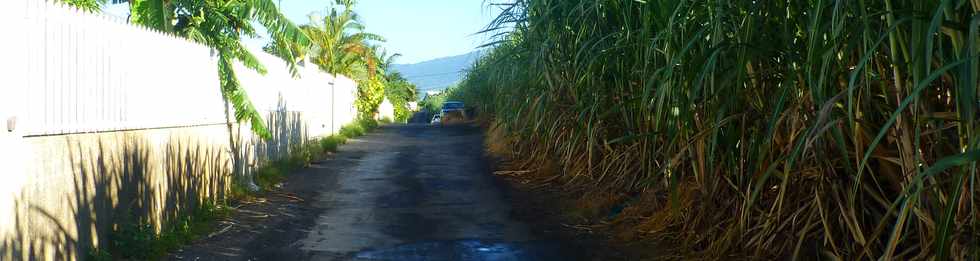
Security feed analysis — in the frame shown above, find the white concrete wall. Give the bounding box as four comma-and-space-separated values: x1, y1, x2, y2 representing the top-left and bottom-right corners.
0, 1, 361, 260
235, 48, 359, 139
2, 0, 359, 138
331, 75, 359, 133
376, 97, 395, 121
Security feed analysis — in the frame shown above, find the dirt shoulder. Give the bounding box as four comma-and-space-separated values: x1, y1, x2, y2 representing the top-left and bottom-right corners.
482, 121, 665, 261
492, 167, 665, 261
168, 151, 360, 261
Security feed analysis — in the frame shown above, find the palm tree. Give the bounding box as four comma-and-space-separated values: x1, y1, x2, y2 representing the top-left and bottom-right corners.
374, 47, 400, 79
301, 3, 382, 77
265, 0, 388, 118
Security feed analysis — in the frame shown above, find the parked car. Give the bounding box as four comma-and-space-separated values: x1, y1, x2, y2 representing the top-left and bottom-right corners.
440, 101, 467, 123
431, 114, 442, 124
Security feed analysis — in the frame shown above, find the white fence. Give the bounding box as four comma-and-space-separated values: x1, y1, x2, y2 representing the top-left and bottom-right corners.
0, 0, 359, 138
4, 1, 225, 136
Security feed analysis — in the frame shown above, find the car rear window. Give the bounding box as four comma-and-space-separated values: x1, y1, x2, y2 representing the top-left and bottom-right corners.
442, 102, 464, 109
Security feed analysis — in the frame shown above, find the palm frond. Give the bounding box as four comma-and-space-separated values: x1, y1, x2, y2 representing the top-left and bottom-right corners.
218, 53, 270, 139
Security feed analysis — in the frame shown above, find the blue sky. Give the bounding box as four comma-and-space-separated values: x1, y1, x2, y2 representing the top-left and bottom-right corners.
287, 0, 502, 64
107, 1, 502, 64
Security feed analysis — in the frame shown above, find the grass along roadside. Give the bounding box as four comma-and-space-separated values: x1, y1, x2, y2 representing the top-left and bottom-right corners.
87, 203, 230, 261
88, 118, 383, 260
249, 118, 382, 192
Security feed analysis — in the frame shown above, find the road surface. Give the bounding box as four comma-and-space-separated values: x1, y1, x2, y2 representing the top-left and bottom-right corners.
172, 123, 579, 261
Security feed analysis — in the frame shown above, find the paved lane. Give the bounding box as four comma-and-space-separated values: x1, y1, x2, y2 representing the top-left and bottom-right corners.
295, 124, 570, 260
172, 123, 577, 261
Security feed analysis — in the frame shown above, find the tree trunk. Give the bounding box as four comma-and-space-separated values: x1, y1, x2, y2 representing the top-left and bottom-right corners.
224, 96, 259, 192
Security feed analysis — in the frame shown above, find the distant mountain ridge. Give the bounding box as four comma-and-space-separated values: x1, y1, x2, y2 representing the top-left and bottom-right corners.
391, 51, 484, 93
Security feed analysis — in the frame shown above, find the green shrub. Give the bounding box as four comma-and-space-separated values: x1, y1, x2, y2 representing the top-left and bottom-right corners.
254, 163, 285, 190
339, 118, 380, 138
110, 220, 156, 259
356, 118, 379, 130
339, 125, 365, 138
90, 203, 226, 260
320, 135, 347, 153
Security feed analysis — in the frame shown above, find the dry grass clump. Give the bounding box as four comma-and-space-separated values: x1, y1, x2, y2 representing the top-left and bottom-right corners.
484, 123, 515, 158
568, 191, 625, 221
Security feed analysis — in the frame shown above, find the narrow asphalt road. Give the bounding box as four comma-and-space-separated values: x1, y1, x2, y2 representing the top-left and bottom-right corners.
174, 123, 578, 261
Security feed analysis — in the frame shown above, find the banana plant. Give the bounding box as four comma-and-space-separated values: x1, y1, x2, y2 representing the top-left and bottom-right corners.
128, 0, 309, 139
126, 0, 309, 190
